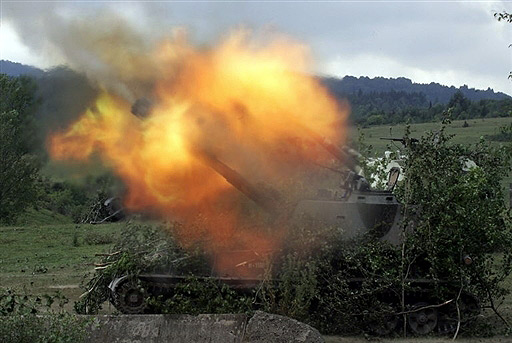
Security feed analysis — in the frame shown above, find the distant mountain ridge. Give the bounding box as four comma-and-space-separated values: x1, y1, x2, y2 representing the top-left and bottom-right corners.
322, 76, 510, 104
1, 60, 44, 78
2, 59, 509, 104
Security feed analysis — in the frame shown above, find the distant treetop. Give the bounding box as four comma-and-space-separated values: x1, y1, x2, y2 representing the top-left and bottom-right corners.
322, 75, 510, 104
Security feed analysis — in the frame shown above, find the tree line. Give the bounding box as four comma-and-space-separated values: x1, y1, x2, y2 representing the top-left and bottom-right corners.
345, 89, 512, 127
323, 75, 509, 104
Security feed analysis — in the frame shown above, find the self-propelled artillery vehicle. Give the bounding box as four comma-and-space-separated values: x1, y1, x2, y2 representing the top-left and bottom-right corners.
107, 134, 479, 336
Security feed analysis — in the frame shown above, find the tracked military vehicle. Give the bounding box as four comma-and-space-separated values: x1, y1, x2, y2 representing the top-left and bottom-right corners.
107, 134, 478, 336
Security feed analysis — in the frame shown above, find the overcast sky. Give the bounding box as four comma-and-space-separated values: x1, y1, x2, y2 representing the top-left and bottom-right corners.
1, 1, 511, 94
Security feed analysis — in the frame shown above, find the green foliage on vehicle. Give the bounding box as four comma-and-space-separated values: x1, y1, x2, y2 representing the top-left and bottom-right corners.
397, 121, 512, 315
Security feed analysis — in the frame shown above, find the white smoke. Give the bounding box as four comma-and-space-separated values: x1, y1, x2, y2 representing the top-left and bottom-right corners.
3, 2, 171, 100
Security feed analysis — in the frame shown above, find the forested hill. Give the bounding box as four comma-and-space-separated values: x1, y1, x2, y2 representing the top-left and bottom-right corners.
322, 76, 510, 104
3, 60, 509, 103
321, 76, 512, 126
0, 60, 44, 78
2, 60, 511, 126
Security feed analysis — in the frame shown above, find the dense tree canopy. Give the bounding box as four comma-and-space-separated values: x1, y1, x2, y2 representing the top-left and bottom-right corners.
0, 74, 40, 223
347, 90, 512, 126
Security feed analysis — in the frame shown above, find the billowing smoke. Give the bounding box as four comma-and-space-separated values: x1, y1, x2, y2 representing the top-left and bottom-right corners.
5, 3, 169, 161
34, 67, 98, 154
4, 3, 168, 101
5, 3, 349, 276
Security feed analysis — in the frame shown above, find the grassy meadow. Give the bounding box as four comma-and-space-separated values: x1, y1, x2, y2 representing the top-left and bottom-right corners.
352, 117, 512, 154
0, 220, 123, 311
353, 117, 512, 190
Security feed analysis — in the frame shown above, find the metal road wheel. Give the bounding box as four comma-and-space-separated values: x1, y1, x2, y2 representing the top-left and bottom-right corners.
368, 314, 400, 336
460, 294, 480, 323
437, 293, 479, 334
113, 278, 148, 314
407, 302, 438, 335
436, 313, 457, 334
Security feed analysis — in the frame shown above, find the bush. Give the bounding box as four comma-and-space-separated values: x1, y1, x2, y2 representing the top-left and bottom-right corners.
83, 231, 114, 245
485, 123, 512, 142
397, 123, 512, 323
0, 289, 90, 343
35, 173, 120, 223
0, 314, 89, 343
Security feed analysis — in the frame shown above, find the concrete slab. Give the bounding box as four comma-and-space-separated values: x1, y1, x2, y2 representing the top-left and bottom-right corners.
85, 312, 325, 343
87, 314, 247, 343
244, 311, 324, 343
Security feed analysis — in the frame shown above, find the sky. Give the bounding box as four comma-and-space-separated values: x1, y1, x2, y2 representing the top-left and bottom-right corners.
1, 0, 511, 95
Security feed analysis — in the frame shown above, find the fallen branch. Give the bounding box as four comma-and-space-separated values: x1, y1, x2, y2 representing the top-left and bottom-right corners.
79, 277, 102, 298
395, 298, 454, 315
95, 251, 121, 257
90, 208, 124, 225
94, 265, 111, 270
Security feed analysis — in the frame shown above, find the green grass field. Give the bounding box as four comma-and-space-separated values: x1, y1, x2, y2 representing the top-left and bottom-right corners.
353, 117, 512, 154
354, 117, 512, 192
0, 222, 123, 311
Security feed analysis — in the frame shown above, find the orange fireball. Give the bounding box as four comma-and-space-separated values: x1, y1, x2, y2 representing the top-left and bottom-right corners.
48, 29, 349, 274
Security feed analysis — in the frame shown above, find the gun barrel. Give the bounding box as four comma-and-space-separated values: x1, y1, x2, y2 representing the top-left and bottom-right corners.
129, 103, 279, 214
196, 150, 278, 215
303, 128, 358, 173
